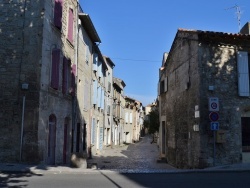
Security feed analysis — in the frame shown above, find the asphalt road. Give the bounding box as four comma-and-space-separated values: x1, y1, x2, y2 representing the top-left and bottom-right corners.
1, 171, 250, 188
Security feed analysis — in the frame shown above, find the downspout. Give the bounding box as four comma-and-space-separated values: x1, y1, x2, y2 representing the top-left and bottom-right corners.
19, 0, 27, 162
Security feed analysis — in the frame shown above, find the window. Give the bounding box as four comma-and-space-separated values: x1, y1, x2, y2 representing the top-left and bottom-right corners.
159, 77, 168, 95
51, 49, 60, 90
107, 105, 110, 115
62, 57, 71, 94
237, 51, 250, 96
129, 112, 132, 124
67, 8, 74, 44
93, 53, 98, 72
70, 64, 76, 96
54, 0, 63, 29
92, 80, 97, 105
125, 112, 128, 123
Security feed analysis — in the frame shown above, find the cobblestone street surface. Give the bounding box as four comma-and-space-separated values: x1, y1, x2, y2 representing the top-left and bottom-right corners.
87, 135, 176, 172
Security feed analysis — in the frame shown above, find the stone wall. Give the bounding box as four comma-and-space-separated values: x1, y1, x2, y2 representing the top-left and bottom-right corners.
161, 30, 250, 168
198, 42, 250, 167
0, 0, 44, 162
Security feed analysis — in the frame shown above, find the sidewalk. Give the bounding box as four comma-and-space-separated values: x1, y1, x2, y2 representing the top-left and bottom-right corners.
1, 162, 250, 174
1, 135, 250, 174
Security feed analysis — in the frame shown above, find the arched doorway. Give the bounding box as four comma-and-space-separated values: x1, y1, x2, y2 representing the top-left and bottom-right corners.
48, 114, 56, 165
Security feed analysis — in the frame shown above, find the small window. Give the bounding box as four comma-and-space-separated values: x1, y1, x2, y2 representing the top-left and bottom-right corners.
54, 0, 63, 29
160, 80, 164, 94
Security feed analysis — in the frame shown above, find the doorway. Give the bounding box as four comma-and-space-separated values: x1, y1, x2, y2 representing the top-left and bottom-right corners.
48, 114, 56, 165
162, 121, 166, 156
241, 117, 250, 163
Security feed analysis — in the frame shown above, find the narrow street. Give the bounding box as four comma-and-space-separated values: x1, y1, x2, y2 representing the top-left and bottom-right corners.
88, 135, 175, 172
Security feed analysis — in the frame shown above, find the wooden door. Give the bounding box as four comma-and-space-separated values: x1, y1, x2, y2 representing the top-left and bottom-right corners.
48, 115, 56, 165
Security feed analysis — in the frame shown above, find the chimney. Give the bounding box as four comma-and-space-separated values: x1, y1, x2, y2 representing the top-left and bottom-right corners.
240, 22, 250, 35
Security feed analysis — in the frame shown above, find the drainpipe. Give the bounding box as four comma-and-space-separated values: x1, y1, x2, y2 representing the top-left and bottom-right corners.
20, 83, 29, 162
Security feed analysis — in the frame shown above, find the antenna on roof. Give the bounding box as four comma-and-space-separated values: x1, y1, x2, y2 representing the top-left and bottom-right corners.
225, 4, 241, 33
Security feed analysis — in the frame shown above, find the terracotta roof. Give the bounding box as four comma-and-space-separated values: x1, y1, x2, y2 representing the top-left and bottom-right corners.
178, 28, 250, 40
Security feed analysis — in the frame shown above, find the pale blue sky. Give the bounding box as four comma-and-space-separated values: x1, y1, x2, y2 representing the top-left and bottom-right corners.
79, 0, 250, 106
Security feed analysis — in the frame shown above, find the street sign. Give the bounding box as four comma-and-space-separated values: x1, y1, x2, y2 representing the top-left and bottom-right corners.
210, 122, 219, 131
209, 97, 219, 111
209, 112, 219, 122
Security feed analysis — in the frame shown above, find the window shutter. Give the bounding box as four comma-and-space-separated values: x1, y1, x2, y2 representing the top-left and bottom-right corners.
54, 0, 63, 29
93, 54, 98, 72
51, 49, 60, 90
68, 8, 74, 44
101, 88, 104, 110
70, 64, 76, 96
125, 112, 128, 123
97, 86, 101, 108
62, 57, 68, 94
164, 77, 168, 92
92, 80, 97, 105
107, 105, 110, 115
129, 113, 132, 123
237, 51, 249, 96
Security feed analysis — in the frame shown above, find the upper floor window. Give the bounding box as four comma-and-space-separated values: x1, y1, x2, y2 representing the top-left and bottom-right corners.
67, 8, 74, 44
158, 77, 168, 95
54, 0, 63, 29
237, 51, 250, 96
62, 57, 71, 94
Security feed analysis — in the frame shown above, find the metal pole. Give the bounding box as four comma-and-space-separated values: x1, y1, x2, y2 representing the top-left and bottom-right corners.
20, 95, 25, 162
213, 130, 216, 166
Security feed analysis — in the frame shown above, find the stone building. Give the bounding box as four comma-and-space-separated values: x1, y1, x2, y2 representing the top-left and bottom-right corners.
124, 97, 144, 143
0, 0, 81, 164
158, 22, 250, 168
124, 96, 136, 143
113, 77, 126, 146
103, 56, 115, 147
77, 13, 102, 161
91, 46, 108, 155
0, 0, 108, 166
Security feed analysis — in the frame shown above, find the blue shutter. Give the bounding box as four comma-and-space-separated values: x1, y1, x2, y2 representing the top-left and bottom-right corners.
97, 86, 101, 108
92, 80, 97, 105
93, 54, 98, 72
237, 51, 249, 96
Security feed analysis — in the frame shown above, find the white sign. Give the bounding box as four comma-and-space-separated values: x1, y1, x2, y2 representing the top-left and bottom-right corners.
209, 97, 219, 111
210, 122, 219, 131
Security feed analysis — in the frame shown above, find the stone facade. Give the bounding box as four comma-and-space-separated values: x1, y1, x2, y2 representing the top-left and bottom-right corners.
0, 0, 146, 166
103, 56, 115, 147
159, 25, 250, 168
113, 77, 126, 146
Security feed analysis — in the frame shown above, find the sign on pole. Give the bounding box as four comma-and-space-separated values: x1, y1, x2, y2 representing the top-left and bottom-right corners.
210, 122, 219, 131
209, 112, 219, 122
209, 97, 219, 111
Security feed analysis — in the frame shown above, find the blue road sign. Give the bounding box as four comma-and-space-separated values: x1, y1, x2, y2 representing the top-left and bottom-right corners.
209, 112, 219, 122
210, 122, 219, 131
